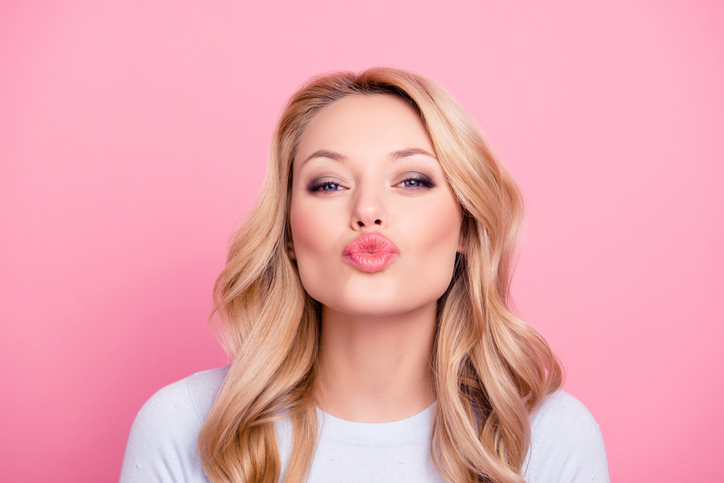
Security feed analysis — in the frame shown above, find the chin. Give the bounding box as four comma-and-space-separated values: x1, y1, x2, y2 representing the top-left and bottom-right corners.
301, 272, 452, 319
323, 290, 443, 319
322, 293, 399, 316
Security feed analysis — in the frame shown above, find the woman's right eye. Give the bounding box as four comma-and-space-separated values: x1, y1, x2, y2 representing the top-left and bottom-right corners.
308, 180, 344, 192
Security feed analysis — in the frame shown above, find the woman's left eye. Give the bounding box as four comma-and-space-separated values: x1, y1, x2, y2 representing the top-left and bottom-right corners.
397, 176, 435, 189
320, 182, 341, 191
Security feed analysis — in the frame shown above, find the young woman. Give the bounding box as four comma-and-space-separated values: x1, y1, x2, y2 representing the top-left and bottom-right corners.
120, 67, 608, 483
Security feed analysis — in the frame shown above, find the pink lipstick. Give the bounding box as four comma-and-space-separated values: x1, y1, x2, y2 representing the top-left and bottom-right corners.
343, 233, 400, 273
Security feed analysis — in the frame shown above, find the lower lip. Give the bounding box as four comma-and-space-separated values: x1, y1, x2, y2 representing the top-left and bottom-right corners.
344, 252, 397, 273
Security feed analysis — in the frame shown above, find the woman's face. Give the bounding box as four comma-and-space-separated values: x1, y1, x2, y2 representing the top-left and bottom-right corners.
289, 94, 462, 318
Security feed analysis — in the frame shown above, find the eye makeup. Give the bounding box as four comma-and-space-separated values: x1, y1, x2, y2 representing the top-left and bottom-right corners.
396, 173, 435, 189
306, 172, 437, 193
308, 178, 345, 192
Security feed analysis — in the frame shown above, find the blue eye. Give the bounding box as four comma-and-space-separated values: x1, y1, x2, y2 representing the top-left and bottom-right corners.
309, 180, 344, 192
399, 175, 435, 189
402, 179, 422, 188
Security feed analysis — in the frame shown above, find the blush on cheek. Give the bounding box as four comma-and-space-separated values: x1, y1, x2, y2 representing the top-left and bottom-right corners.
428, 206, 462, 292
422, 201, 462, 252
289, 202, 318, 252
289, 204, 329, 299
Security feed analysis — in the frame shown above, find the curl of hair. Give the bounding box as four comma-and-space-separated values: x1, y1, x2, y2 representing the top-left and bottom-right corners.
198, 67, 563, 483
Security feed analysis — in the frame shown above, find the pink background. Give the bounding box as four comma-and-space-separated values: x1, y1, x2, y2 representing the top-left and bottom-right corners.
1, 1, 722, 481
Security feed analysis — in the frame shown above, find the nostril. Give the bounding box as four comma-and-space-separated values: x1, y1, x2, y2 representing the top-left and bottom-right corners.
374, 219, 382, 225
357, 221, 365, 227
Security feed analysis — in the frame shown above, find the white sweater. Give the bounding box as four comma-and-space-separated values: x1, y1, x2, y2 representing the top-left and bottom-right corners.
120, 366, 609, 482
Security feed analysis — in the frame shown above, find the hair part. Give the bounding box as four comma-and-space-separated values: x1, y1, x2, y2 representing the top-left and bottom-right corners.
198, 67, 563, 483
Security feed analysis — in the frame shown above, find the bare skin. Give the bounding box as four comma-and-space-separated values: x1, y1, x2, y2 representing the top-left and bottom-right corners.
289, 94, 462, 423
316, 302, 437, 423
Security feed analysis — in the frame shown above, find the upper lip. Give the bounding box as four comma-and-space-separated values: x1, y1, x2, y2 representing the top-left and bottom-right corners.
343, 232, 400, 257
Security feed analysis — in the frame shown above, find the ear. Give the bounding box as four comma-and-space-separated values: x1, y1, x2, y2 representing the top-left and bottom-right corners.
287, 240, 296, 260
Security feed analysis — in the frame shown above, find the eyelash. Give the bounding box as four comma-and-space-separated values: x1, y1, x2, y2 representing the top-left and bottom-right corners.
308, 175, 435, 193
308, 179, 343, 192
397, 175, 435, 189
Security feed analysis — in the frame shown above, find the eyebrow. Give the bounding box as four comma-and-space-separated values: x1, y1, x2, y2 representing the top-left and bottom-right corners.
300, 147, 437, 166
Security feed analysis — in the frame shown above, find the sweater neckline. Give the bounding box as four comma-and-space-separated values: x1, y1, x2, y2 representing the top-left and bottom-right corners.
315, 402, 436, 445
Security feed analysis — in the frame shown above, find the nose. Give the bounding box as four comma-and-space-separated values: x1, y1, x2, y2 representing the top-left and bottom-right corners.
351, 184, 387, 230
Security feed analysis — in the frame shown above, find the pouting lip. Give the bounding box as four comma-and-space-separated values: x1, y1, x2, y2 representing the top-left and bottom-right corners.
342, 232, 400, 257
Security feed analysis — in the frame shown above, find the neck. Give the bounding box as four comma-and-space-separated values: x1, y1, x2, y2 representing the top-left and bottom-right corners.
315, 302, 437, 423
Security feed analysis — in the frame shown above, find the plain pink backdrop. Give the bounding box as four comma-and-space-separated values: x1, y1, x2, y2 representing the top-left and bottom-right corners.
1, 1, 722, 481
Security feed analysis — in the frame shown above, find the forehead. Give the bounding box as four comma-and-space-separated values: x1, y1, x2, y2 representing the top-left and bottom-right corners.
295, 94, 433, 163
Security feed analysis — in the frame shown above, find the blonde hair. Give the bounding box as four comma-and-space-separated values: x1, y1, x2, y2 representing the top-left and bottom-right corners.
198, 67, 563, 483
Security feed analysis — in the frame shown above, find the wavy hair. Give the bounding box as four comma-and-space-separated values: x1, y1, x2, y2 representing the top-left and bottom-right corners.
197, 67, 563, 483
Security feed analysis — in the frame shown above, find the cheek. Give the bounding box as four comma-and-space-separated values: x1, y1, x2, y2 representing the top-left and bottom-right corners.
290, 195, 338, 255
406, 196, 462, 293
290, 177, 316, 233
289, 204, 314, 253
416, 196, 462, 254
289, 196, 337, 298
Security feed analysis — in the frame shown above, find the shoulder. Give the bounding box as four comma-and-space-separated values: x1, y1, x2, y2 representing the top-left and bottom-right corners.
130, 365, 228, 433
530, 390, 602, 439
119, 366, 229, 483
523, 390, 610, 483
